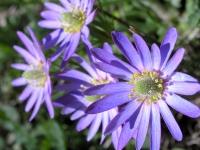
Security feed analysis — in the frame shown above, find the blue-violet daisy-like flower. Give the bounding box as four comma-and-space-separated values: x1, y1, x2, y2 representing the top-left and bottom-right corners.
84, 27, 200, 150
11, 27, 54, 121
38, 0, 97, 68
53, 37, 121, 148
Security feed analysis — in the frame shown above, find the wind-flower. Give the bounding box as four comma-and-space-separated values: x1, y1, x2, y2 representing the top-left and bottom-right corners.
84, 27, 200, 150
11, 27, 54, 121
53, 37, 121, 149
38, 0, 97, 68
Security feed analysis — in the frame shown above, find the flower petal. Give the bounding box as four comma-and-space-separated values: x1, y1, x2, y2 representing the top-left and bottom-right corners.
136, 102, 150, 150
111, 31, 144, 71
44, 2, 66, 13
76, 114, 95, 131
38, 20, 60, 29
59, 0, 72, 11
100, 111, 109, 144
84, 82, 132, 95
11, 63, 29, 71
103, 42, 113, 54
151, 43, 161, 70
104, 99, 141, 135
13, 45, 37, 65
41, 10, 61, 20
55, 83, 81, 92
71, 108, 86, 120
87, 113, 102, 141
72, 54, 98, 78
85, 91, 131, 114
160, 27, 178, 69
165, 93, 200, 118
91, 48, 138, 73
12, 77, 26, 86
92, 62, 132, 81
170, 72, 198, 82
85, 8, 98, 25
41, 29, 67, 50
45, 94, 54, 118
133, 34, 152, 71
81, 25, 90, 38
62, 32, 81, 61
161, 48, 185, 78
158, 100, 182, 141
19, 86, 33, 101
167, 81, 200, 95
150, 103, 161, 150
25, 90, 39, 112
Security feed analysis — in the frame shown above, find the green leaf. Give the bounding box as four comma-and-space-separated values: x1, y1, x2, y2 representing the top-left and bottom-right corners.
188, 10, 200, 29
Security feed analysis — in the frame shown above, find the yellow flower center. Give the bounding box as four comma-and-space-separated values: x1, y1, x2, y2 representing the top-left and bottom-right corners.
60, 6, 86, 33
22, 62, 47, 88
81, 78, 109, 102
127, 70, 163, 105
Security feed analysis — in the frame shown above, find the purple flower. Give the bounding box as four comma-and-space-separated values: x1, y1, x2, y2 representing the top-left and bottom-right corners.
38, 0, 97, 68
11, 27, 54, 121
53, 37, 121, 148
84, 27, 200, 150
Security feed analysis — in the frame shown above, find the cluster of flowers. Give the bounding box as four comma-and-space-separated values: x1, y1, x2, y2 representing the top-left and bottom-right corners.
11, 0, 200, 150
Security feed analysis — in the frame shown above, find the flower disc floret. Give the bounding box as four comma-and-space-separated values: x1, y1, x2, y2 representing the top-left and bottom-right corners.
128, 70, 163, 103
60, 6, 86, 33
22, 62, 47, 88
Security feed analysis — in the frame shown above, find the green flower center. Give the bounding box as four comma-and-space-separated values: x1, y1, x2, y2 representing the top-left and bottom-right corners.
127, 71, 163, 104
22, 63, 47, 88
60, 6, 86, 33
82, 78, 109, 102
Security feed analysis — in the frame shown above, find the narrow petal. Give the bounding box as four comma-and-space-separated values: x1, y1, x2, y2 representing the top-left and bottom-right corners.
71, 54, 98, 78
62, 32, 81, 61
61, 100, 83, 115
38, 20, 60, 29
13, 46, 37, 65
76, 114, 95, 131
117, 105, 141, 150
87, 113, 102, 141
111, 31, 144, 71
170, 72, 198, 82
160, 27, 178, 69
93, 62, 132, 81
50, 34, 71, 61
103, 42, 113, 54
19, 86, 33, 101
165, 93, 200, 118
11, 63, 29, 71
44, 2, 66, 13
91, 48, 138, 73
12, 77, 26, 86
151, 44, 161, 70
167, 81, 200, 95
81, 25, 90, 38
100, 111, 109, 144
136, 103, 150, 150
150, 103, 161, 150
53, 68, 92, 86
70, 109, 86, 120
85, 91, 131, 114
25, 90, 39, 112
45, 94, 54, 118
59, 0, 72, 11
29, 89, 44, 121
158, 100, 182, 141
84, 82, 133, 95
41, 29, 67, 50
55, 83, 81, 92
104, 99, 141, 135
133, 34, 152, 71
85, 8, 98, 25
41, 10, 61, 20
161, 48, 185, 78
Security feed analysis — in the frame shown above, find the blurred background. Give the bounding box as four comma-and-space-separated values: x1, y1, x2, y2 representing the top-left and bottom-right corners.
0, 0, 200, 149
